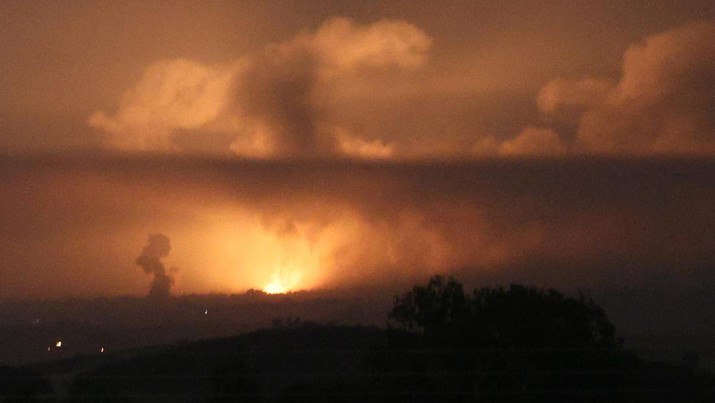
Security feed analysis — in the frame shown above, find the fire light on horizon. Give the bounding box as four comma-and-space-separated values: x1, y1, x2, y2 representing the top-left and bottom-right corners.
263, 268, 303, 294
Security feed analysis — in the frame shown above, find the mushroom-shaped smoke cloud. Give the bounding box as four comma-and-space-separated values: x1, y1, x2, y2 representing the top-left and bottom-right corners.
135, 233, 175, 298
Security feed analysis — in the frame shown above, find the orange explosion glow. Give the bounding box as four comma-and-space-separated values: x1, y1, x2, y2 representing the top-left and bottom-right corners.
189, 208, 331, 295
263, 267, 303, 294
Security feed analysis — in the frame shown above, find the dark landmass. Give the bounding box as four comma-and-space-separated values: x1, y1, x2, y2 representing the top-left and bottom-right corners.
2, 279, 715, 401
2, 286, 714, 369
2, 323, 713, 402
0, 290, 388, 367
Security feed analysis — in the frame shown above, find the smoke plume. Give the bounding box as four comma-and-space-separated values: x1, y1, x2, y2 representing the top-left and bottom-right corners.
135, 233, 175, 298
88, 17, 431, 158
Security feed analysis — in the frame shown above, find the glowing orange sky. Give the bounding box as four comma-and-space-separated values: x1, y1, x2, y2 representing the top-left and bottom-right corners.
0, 2, 714, 298
0, 156, 713, 298
1, 1, 714, 156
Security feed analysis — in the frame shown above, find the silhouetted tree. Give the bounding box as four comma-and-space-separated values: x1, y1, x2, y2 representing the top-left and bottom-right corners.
390, 276, 616, 348
390, 275, 469, 335
373, 275, 637, 402
469, 283, 617, 349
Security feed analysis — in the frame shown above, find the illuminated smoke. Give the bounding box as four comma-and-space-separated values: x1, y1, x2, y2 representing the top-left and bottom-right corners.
527, 21, 715, 155
1, 157, 715, 298
135, 233, 175, 298
88, 17, 431, 158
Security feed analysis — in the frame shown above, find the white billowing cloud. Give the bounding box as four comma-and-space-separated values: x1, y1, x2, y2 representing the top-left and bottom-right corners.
89, 17, 431, 157
539, 21, 715, 155
309, 17, 431, 74
498, 128, 567, 156
88, 59, 236, 151
93, 18, 715, 158
494, 20, 715, 156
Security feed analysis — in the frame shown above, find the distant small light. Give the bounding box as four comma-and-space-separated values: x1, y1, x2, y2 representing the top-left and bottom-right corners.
47, 346, 51, 352
55, 341, 62, 348
100, 347, 105, 353
204, 309, 208, 315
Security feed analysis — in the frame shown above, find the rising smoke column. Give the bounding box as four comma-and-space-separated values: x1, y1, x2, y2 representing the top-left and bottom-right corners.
135, 233, 175, 298
88, 17, 431, 157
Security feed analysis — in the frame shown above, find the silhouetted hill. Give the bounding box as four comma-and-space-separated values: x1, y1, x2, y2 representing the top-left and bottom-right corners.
2, 324, 705, 402
0, 290, 389, 366
3, 286, 715, 370
4, 281, 715, 401
65, 323, 386, 402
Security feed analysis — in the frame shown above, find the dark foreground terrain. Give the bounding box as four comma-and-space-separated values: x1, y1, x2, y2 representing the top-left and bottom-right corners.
1, 324, 714, 402
3, 277, 715, 402
0, 290, 388, 367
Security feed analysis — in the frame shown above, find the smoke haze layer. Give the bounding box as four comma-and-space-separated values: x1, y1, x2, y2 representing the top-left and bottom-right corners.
0, 154, 713, 299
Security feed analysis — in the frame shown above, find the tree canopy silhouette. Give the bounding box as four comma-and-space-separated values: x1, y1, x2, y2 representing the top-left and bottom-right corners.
373, 275, 634, 402
389, 275, 617, 349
